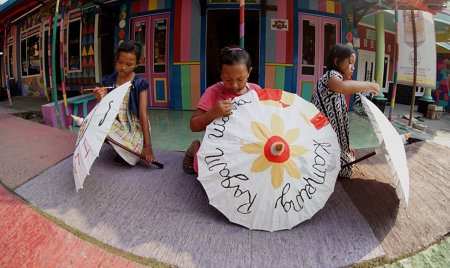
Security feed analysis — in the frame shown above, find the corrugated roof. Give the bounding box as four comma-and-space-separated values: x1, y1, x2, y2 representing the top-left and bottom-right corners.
0, 0, 26, 14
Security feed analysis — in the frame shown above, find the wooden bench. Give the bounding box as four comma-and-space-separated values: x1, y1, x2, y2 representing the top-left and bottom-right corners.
67, 94, 97, 126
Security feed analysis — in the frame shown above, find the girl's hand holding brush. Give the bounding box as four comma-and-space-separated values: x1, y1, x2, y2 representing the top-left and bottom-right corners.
93, 87, 108, 102
369, 71, 381, 99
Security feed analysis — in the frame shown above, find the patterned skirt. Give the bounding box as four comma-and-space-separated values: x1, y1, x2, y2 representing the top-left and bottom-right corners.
339, 150, 355, 177
108, 86, 150, 165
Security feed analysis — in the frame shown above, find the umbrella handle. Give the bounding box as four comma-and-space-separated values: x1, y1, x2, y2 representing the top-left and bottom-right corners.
105, 136, 164, 168
341, 151, 376, 169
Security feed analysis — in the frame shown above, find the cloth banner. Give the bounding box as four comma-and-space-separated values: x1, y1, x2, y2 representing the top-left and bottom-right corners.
398, 10, 436, 89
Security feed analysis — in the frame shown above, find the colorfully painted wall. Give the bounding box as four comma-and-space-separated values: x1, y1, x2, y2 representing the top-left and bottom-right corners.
172, 0, 201, 110
131, 0, 171, 13
264, 0, 342, 94
117, 4, 131, 47
264, 0, 295, 93
298, 0, 342, 13
4, 0, 355, 111
434, 54, 450, 108
19, 17, 47, 97
2, 1, 94, 97
65, 5, 99, 86
22, 77, 46, 96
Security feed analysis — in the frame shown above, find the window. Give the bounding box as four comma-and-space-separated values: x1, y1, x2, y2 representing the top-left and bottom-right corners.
8, 44, 14, 79
21, 33, 40, 76
153, 19, 167, 73
301, 20, 315, 76
134, 21, 146, 73
68, 19, 81, 72
322, 23, 336, 75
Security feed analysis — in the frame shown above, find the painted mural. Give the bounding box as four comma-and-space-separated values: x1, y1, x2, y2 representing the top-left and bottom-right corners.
117, 4, 129, 46
22, 76, 45, 97
66, 8, 98, 85
435, 54, 450, 108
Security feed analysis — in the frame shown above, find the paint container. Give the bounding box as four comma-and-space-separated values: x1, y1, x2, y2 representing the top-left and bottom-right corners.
412, 121, 427, 132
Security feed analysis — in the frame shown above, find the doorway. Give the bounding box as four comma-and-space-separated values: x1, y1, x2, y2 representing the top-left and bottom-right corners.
131, 14, 170, 108
44, 27, 62, 87
206, 10, 260, 87
382, 55, 390, 92
356, 49, 375, 96
357, 50, 390, 94
297, 14, 340, 101
7, 44, 20, 96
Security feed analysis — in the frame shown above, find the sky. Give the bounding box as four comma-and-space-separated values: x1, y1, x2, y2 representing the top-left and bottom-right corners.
0, 0, 8, 5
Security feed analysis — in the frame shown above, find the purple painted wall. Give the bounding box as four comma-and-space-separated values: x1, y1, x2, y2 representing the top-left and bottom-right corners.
42, 95, 97, 129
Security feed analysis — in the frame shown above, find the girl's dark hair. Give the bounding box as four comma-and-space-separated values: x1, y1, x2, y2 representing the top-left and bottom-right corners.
114, 40, 142, 64
325, 43, 356, 73
218, 45, 252, 73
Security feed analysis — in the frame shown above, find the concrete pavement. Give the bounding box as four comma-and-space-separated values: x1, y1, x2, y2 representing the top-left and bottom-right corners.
1, 96, 450, 267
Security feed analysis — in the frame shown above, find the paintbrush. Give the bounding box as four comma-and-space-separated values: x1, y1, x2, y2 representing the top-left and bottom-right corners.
212, 88, 227, 100
376, 70, 381, 84
370, 71, 382, 100
83, 86, 114, 92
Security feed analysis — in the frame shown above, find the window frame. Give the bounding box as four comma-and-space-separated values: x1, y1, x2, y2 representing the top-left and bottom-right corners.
67, 13, 82, 74
20, 25, 41, 78
7, 41, 14, 79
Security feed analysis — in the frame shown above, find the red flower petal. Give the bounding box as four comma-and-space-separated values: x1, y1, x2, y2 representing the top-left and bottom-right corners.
311, 112, 329, 130
257, 88, 282, 102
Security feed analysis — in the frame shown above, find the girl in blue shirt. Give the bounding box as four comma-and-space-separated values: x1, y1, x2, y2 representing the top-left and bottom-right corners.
95, 40, 155, 165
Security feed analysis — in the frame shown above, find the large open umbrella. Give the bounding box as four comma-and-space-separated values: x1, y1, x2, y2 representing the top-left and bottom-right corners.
72, 82, 131, 191
343, 94, 410, 208
197, 89, 341, 231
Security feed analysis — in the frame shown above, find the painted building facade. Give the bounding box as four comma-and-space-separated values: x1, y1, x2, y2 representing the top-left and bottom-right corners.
2, 0, 446, 110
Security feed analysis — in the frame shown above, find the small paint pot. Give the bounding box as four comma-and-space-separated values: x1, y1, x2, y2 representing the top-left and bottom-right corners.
412, 122, 427, 132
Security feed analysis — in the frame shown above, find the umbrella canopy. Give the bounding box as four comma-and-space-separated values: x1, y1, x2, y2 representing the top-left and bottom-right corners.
359, 94, 409, 208
72, 82, 131, 191
197, 89, 341, 232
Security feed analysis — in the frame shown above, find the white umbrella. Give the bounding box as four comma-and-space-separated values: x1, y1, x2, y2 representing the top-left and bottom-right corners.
72, 82, 131, 191
344, 94, 410, 208
197, 89, 341, 231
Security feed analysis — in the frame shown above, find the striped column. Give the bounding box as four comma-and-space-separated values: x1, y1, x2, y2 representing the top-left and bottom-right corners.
52, 2, 62, 129
47, 16, 53, 91
60, 2, 71, 129
240, 0, 244, 49
388, 0, 399, 121
3, 20, 12, 106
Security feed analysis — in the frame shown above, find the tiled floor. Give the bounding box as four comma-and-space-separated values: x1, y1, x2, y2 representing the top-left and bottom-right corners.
348, 112, 380, 151
147, 109, 380, 153
68, 106, 431, 154
147, 109, 204, 152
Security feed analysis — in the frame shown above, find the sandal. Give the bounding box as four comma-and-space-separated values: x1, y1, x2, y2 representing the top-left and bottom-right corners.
182, 152, 196, 174
113, 155, 126, 165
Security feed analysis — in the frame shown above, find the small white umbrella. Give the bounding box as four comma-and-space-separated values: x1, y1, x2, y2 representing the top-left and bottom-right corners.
72, 82, 131, 191
344, 94, 410, 208
197, 89, 341, 231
